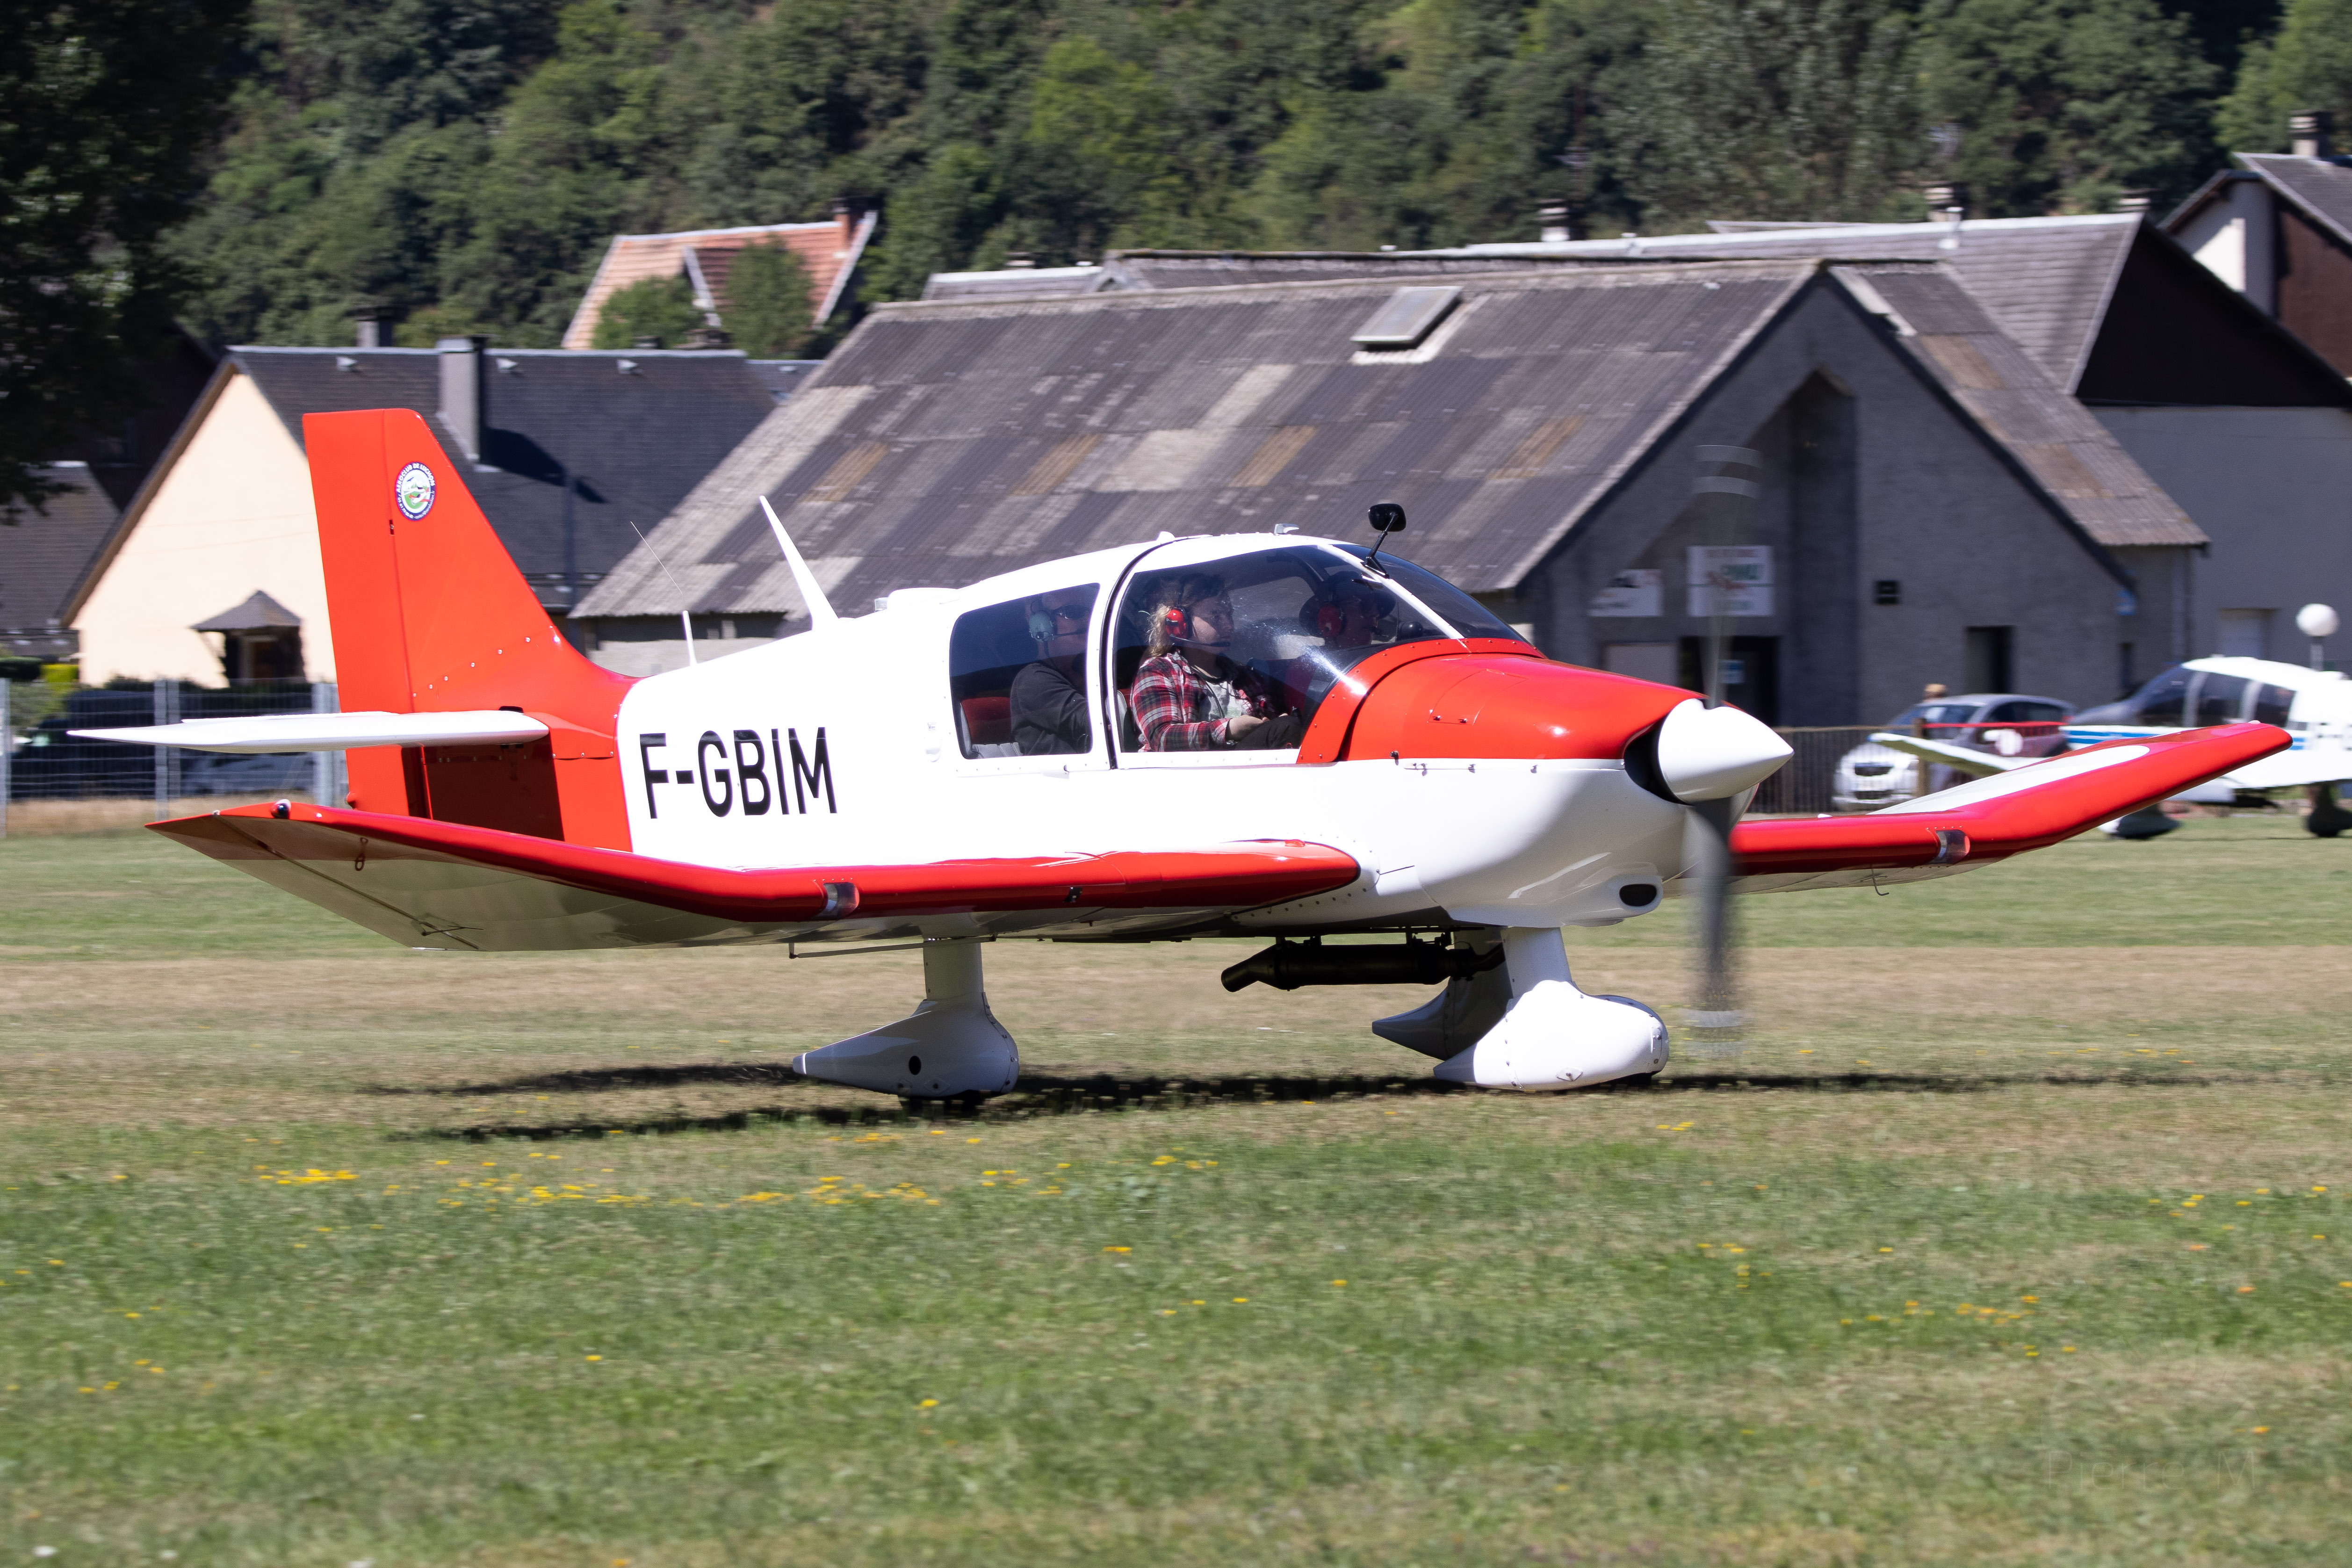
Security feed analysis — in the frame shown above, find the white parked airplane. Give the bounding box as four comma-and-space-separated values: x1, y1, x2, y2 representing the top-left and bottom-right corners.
72, 410, 2285, 1097
1871, 653, 2352, 837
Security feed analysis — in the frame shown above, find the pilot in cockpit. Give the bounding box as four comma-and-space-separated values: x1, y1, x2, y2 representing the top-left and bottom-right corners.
1010, 586, 1095, 755
1130, 573, 1304, 750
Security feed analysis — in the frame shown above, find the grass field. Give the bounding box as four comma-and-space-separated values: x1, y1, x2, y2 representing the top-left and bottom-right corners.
2, 818, 2348, 1566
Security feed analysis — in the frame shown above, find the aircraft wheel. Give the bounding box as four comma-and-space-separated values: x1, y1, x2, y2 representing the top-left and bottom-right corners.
2307, 783, 2352, 838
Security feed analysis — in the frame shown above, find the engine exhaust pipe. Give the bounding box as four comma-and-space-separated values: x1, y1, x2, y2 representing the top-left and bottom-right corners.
1220, 938, 1502, 993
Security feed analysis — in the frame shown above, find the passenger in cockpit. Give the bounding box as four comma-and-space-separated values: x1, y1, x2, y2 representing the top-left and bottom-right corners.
1301, 577, 1394, 650
1130, 573, 1303, 750
1010, 586, 1094, 755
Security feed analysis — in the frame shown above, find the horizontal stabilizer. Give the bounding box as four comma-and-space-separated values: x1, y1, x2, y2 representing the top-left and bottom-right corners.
146, 803, 1361, 951
71, 710, 550, 754
1729, 722, 2288, 892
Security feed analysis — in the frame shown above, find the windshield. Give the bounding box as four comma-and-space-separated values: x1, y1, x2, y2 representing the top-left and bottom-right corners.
1111, 545, 1525, 752
1887, 701, 1979, 733
1333, 546, 1530, 643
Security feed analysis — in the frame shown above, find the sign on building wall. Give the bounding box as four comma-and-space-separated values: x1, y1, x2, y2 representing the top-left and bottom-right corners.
1590, 569, 1662, 617
1686, 545, 1774, 617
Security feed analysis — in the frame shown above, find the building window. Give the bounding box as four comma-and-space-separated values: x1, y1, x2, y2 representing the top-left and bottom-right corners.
1965, 626, 2013, 694
2217, 608, 2273, 660
1872, 579, 1901, 606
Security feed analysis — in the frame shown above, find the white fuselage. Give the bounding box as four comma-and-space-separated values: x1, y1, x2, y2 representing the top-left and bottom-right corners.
613, 536, 1691, 939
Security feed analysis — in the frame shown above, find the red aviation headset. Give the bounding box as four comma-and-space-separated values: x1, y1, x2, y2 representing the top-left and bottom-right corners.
1303, 577, 1395, 639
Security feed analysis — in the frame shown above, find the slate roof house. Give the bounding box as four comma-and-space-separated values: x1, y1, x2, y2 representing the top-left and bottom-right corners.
0, 465, 120, 663
573, 256, 2201, 723
2166, 114, 2352, 375
69, 340, 778, 684
563, 210, 879, 350
1432, 212, 2352, 669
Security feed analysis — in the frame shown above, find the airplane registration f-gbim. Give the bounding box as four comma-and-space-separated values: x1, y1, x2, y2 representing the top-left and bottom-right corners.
82, 411, 2287, 1100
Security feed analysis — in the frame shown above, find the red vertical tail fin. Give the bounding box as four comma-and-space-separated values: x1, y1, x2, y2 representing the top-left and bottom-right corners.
307, 408, 635, 848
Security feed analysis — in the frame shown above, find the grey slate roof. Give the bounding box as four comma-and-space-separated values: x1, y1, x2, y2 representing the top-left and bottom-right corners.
1110, 219, 2143, 392
922, 266, 1116, 302
2236, 152, 2352, 247
1, 464, 119, 638
1841, 265, 2204, 547
577, 260, 1819, 616
191, 589, 303, 631
1100, 253, 1590, 291
226, 347, 776, 605
578, 256, 2193, 621
1440, 216, 2148, 395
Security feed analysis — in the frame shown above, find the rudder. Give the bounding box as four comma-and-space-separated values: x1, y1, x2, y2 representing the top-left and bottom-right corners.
306, 408, 635, 848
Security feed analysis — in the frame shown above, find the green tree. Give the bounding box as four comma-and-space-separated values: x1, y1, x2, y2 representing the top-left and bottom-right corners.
589, 273, 703, 347
1, 0, 249, 511
1919, 0, 2221, 216
2219, 0, 2352, 150
720, 241, 819, 356
864, 141, 1002, 300
1621, 0, 1919, 227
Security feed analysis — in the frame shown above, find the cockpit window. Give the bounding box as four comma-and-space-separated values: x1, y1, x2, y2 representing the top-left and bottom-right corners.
2191, 672, 2248, 726
1334, 547, 1528, 643
1112, 545, 1517, 752
2254, 683, 2294, 726
949, 585, 1098, 759
2131, 666, 2193, 725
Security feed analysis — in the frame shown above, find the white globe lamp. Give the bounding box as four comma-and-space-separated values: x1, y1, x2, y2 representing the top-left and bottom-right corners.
2297, 603, 2339, 670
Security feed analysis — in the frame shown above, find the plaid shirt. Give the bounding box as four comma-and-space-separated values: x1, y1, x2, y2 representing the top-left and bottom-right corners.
1130, 652, 1281, 751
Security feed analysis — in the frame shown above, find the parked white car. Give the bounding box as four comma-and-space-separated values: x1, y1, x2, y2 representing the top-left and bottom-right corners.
1832, 693, 2074, 811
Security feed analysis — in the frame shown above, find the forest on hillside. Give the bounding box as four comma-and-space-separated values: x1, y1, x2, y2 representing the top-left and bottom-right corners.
166, 0, 2337, 356
14, 0, 2352, 505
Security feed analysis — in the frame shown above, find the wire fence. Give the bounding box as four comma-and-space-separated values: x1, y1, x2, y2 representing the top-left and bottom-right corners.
0, 679, 343, 838
1750, 726, 1885, 816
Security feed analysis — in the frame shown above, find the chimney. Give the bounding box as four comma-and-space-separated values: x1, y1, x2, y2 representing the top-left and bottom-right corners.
353, 309, 381, 349
1537, 202, 1573, 243
435, 335, 487, 463
832, 197, 856, 253
2292, 109, 2331, 159
1921, 180, 1968, 219
2115, 188, 2153, 215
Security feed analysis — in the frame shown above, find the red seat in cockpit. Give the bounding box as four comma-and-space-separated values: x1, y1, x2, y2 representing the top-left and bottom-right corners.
960, 695, 1013, 747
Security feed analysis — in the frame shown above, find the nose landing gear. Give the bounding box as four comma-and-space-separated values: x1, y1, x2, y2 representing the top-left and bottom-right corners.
1377, 926, 1667, 1091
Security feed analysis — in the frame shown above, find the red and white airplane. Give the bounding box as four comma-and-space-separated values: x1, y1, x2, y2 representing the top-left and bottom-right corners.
82, 410, 2285, 1100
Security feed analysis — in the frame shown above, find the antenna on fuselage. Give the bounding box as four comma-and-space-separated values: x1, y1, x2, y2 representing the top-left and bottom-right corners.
628, 519, 699, 666
760, 495, 839, 632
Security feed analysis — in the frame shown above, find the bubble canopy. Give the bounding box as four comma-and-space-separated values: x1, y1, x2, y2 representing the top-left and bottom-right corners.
1109, 540, 1531, 752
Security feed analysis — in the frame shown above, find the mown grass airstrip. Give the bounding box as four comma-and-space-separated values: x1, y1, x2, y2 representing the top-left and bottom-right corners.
1, 819, 2348, 1565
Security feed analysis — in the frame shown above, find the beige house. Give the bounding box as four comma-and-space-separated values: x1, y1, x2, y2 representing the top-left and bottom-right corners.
73, 370, 330, 683
69, 341, 780, 684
